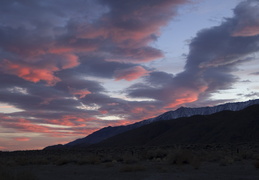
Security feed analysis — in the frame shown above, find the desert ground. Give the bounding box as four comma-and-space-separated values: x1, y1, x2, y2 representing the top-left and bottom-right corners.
1, 144, 259, 180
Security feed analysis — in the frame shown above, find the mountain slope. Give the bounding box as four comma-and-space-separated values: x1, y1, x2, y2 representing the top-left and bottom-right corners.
150, 99, 259, 122
45, 99, 259, 149
94, 104, 259, 147
65, 118, 152, 147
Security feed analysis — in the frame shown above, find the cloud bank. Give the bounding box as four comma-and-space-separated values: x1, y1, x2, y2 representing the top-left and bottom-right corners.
0, 0, 259, 150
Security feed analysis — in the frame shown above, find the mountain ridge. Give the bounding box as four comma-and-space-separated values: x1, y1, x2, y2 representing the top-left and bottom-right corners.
44, 99, 259, 149
94, 104, 259, 147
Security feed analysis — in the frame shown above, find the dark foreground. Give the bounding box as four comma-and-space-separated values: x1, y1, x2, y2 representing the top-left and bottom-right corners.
1, 143, 259, 180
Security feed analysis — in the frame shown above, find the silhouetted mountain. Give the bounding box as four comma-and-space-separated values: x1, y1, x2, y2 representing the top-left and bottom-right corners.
149, 99, 259, 122
95, 104, 259, 147
44, 99, 259, 149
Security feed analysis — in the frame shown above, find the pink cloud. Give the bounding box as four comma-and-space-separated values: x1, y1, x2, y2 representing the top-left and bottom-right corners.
8, 119, 51, 133
58, 54, 79, 69
114, 66, 150, 81
232, 0, 259, 37
68, 87, 91, 98
0, 115, 51, 133
164, 84, 208, 109
0, 146, 7, 150
101, 0, 189, 43
0, 54, 79, 85
232, 26, 259, 37
14, 137, 31, 142
0, 59, 60, 85
47, 115, 88, 127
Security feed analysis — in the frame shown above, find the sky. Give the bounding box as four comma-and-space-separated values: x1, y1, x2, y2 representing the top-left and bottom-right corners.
0, 0, 259, 151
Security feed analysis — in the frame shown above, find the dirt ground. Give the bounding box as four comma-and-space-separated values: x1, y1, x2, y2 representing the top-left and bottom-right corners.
4, 160, 259, 180
1, 144, 259, 180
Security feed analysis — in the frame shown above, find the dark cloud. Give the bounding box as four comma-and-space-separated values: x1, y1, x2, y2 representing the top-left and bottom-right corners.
250, 71, 259, 75
0, 0, 189, 87
231, 0, 259, 37
145, 71, 174, 86
237, 91, 259, 98
74, 56, 137, 79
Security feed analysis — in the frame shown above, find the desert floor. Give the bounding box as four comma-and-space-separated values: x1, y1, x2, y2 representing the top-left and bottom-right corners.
1, 144, 259, 180
1, 158, 259, 180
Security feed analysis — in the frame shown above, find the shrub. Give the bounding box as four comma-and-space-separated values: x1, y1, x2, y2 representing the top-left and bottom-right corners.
167, 149, 201, 169
55, 157, 76, 166
122, 154, 139, 164
145, 148, 168, 160
76, 155, 100, 165
168, 150, 194, 165
14, 157, 30, 166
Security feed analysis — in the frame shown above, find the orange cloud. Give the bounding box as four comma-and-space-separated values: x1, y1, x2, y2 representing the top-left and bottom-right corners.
1, 117, 51, 133
0, 146, 7, 150
0, 54, 79, 85
166, 96, 198, 109
165, 86, 208, 109
47, 115, 89, 127
114, 66, 150, 81
58, 54, 79, 69
14, 137, 30, 142
99, 110, 108, 114
232, 26, 259, 37
0, 60, 60, 85
231, 0, 259, 37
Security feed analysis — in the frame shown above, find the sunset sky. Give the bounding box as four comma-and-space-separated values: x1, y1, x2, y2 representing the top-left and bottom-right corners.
0, 0, 259, 151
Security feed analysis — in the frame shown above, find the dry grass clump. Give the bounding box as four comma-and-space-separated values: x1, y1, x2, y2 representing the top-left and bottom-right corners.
4, 154, 51, 166
121, 154, 139, 164
120, 164, 146, 172
54, 154, 77, 166
203, 151, 224, 163
54, 153, 101, 166
167, 150, 201, 169
240, 150, 255, 160
144, 148, 168, 161
55, 157, 74, 166
14, 157, 31, 166
76, 154, 100, 165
